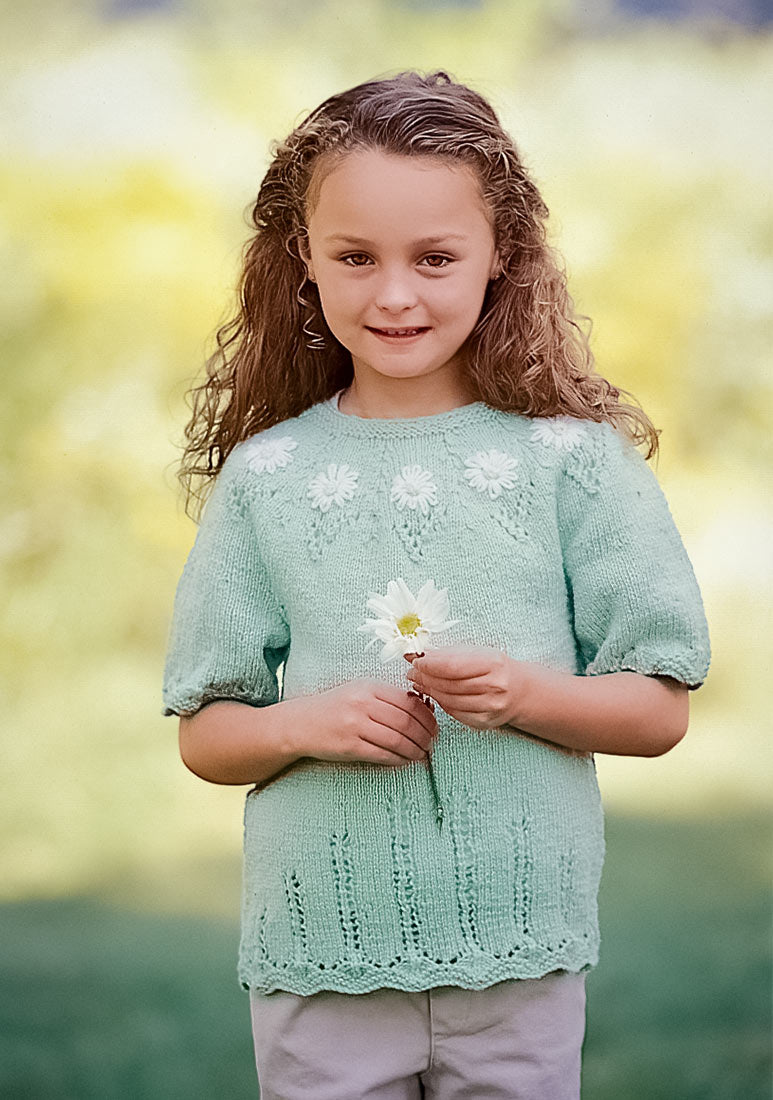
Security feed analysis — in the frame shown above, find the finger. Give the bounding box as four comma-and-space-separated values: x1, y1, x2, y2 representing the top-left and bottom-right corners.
402, 692, 439, 737
414, 648, 495, 677
357, 740, 423, 766
405, 691, 438, 735
409, 672, 491, 695
407, 688, 436, 714
415, 662, 495, 685
360, 725, 427, 762
376, 684, 436, 726
423, 693, 497, 717
368, 699, 436, 751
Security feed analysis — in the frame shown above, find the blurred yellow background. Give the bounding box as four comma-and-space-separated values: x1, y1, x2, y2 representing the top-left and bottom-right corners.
2, 2, 771, 1097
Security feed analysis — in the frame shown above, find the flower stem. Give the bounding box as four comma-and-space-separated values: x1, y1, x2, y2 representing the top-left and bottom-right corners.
425, 752, 444, 832
406, 660, 444, 832
417, 687, 443, 831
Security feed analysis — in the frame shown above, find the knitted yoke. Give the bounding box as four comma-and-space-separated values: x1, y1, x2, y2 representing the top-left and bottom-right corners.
162, 397, 710, 995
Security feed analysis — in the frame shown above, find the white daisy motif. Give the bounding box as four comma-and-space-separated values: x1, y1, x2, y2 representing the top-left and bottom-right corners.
391, 466, 438, 515
464, 449, 519, 500
358, 578, 460, 663
307, 463, 359, 512
244, 435, 298, 473
530, 416, 587, 452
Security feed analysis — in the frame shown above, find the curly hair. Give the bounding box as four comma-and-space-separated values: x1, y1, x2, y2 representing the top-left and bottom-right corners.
179, 69, 659, 515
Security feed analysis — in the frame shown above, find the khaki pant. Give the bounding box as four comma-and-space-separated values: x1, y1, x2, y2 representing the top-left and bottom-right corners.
249, 970, 586, 1099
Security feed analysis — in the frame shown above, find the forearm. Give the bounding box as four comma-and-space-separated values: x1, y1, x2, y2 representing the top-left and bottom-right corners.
508, 664, 689, 757
178, 698, 306, 786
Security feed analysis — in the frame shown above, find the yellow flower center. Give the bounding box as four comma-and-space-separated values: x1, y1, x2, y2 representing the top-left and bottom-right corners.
396, 612, 422, 637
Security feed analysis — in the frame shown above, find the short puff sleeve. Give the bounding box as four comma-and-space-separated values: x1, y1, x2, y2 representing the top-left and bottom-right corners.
162, 447, 290, 717
557, 422, 711, 690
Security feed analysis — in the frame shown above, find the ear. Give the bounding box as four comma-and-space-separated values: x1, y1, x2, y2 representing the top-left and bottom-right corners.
489, 249, 502, 281
297, 232, 316, 283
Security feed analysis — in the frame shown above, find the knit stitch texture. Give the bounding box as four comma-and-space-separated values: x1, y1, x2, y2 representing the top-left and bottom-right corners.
162, 396, 711, 995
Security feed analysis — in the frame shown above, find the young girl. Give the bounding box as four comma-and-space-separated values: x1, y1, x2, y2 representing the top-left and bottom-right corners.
163, 71, 710, 1099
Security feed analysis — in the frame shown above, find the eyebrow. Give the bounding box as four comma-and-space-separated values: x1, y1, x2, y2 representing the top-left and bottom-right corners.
323, 234, 469, 247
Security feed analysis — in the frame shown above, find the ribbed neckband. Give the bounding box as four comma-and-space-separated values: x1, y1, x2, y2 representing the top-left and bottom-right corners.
315, 390, 503, 438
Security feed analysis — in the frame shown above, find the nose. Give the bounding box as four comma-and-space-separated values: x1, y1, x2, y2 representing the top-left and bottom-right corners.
373, 268, 419, 315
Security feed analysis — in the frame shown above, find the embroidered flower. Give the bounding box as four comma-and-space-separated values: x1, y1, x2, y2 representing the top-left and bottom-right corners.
307, 463, 359, 512
391, 466, 438, 515
463, 449, 519, 499
530, 416, 587, 452
244, 435, 298, 473
358, 578, 460, 663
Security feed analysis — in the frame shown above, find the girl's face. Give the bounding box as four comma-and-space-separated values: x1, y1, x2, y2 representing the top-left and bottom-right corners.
303, 148, 499, 395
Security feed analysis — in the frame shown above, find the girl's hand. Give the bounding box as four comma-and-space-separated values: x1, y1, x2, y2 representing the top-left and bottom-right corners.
405, 646, 529, 731
293, 679, 438, 767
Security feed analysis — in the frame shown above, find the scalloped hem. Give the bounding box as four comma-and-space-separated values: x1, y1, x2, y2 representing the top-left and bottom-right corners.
162, 688, 275, 718
584, 659, 709, 692
237, 940, 599, 996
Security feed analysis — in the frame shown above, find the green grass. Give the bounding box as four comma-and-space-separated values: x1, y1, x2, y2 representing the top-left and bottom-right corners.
1, 815, 770, 1099
583, 814, 772, 1099
0, 900, 253, 1100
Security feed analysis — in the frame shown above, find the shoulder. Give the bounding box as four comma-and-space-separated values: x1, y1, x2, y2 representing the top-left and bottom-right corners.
524, 415, 660, 505
232, 430, 300, 478
519, 415, 617, 489
220, 406, 322, 486
201, 405, 333, 530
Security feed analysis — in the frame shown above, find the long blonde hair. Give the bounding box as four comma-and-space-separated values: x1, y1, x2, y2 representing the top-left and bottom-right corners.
180, 70, 659, 516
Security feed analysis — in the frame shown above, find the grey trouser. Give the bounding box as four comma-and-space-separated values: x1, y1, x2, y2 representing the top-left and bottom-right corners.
249, 969, 586, 1099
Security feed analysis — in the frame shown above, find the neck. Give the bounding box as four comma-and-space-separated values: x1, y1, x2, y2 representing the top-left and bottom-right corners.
339, 371, 476, 420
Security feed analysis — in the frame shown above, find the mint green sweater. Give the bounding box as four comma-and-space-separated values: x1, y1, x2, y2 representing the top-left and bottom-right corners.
163, 395, 710, 996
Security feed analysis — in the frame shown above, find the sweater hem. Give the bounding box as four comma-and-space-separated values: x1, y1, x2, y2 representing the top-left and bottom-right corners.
238, 942, 599, 996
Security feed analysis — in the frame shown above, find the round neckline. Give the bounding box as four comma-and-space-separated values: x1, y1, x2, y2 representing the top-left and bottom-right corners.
317, 390, 500, 436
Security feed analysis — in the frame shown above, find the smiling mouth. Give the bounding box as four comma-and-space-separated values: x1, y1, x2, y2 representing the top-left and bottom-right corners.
366, 326, 430, 338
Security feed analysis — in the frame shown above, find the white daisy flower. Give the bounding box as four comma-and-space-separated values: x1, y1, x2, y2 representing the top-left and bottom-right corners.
463, 449, 519, 499
244, 435, 298, 473
530, 416, 587, 452
391, 466, 438, 515
307, 463, 359, 512
357, 578, 460, 663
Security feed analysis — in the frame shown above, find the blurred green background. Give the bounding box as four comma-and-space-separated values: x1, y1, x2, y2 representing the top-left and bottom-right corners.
2, 1, 771, 1097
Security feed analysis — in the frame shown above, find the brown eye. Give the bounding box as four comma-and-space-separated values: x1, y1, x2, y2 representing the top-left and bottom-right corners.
342, 253, 371, 266
422, 254, 452, 269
